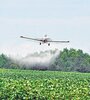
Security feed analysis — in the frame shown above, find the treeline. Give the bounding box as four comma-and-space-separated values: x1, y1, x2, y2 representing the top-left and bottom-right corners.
0, 48, 90, 72
0, 54, 20, 69
50, 48, 90, 72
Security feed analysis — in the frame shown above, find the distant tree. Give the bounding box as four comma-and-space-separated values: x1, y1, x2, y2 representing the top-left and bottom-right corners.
0, 54, 8, 68
50, 48, 90, 72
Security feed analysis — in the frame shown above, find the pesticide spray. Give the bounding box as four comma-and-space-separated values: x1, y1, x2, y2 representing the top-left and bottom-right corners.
11, 49, 60, 70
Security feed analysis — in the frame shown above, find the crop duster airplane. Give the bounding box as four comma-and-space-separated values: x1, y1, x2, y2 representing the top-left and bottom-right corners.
20, 35, 69, 46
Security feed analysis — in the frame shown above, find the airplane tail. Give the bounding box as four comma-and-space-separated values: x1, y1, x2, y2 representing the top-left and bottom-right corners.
44, 34, 47, 37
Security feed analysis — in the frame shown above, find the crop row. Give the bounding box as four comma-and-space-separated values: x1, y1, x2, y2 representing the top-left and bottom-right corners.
0, 69, 90, 99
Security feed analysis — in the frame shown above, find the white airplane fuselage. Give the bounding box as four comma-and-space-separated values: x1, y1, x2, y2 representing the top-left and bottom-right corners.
40, 38, 51, 45
41, 38, 51, 43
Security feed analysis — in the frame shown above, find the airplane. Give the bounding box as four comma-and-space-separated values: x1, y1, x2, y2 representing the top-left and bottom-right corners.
20, 35, 69, 46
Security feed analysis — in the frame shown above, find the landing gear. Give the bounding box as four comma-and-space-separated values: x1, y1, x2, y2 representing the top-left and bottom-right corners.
48, 43, 50, 46
40, 42, 41, 45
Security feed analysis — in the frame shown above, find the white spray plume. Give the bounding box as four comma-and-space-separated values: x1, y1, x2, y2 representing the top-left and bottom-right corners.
11, 49, 60, 69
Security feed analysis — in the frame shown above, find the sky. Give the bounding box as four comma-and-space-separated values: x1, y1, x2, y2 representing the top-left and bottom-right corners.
0, 0, 90, 56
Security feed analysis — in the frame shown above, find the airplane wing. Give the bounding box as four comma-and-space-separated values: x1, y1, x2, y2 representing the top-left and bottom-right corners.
20, 36, 42, 41
48, 40, 70, 43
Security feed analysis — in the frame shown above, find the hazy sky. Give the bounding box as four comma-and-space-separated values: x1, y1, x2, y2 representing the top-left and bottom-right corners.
0, 0, 90, 56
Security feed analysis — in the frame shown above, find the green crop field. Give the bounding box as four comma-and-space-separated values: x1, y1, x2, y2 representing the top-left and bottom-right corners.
0, 68, 90, 100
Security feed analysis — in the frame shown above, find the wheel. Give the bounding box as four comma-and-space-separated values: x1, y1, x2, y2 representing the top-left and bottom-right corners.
40, 43, 41, 45
48, 43, 50, 46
